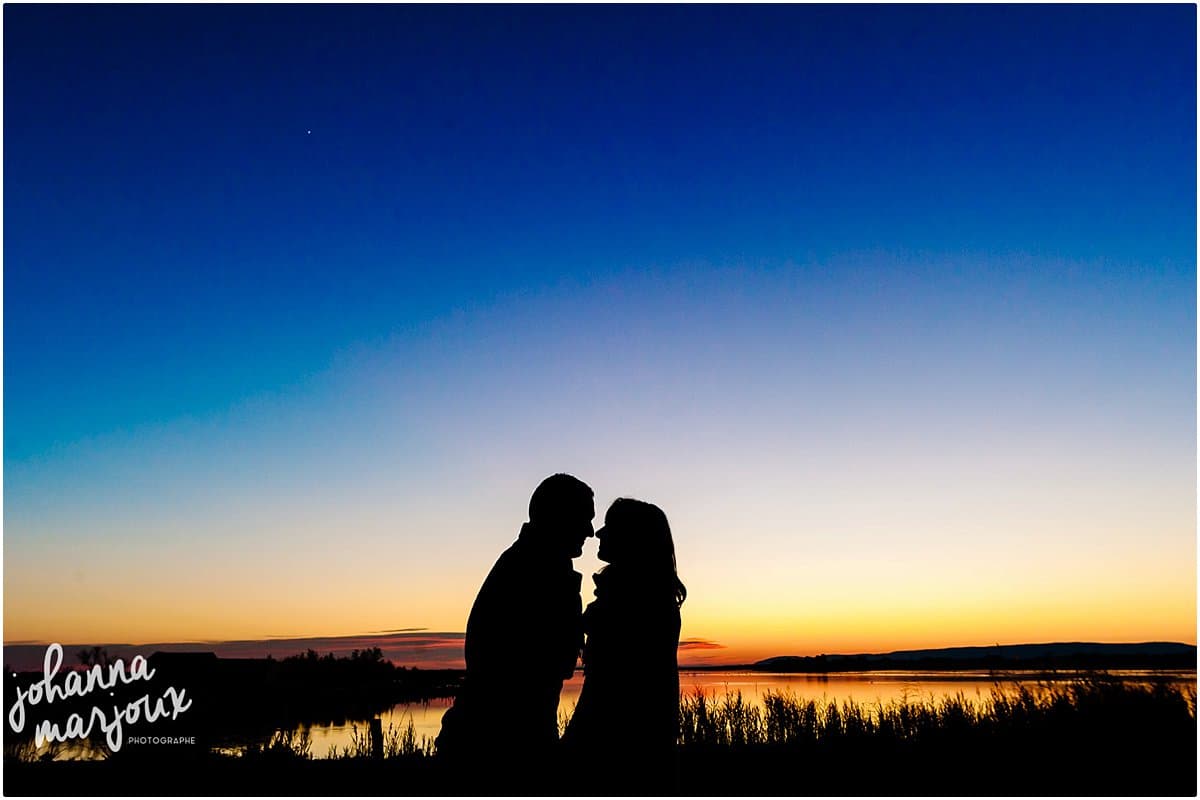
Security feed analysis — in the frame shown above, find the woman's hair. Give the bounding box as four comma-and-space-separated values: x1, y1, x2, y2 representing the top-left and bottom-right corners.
604, 498, 687, 607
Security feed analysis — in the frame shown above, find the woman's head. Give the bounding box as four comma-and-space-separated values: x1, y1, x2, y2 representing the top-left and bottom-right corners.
596, 498, 686, 606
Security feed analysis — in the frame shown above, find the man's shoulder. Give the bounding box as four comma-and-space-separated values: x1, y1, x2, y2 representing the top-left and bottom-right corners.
484, 542, 580, 588
480, 540, 523, 582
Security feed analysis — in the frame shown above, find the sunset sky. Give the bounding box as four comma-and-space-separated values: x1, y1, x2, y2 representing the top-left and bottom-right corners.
4, 5, 1195, 668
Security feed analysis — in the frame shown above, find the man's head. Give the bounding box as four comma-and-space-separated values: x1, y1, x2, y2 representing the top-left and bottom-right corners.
528, 473, 595, 558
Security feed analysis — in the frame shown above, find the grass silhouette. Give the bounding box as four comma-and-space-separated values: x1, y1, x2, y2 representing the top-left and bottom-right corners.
5, 676, 1195, 795
676, 676, 1196, 795
678, 675, 1196, 747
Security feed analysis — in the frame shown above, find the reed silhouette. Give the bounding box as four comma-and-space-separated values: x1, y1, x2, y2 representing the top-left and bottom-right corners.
6, 678, 1195, 796
675, 677, 1198, 795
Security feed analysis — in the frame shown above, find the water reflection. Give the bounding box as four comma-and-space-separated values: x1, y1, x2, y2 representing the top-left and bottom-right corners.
293, 669, 1198, 759
300, 696, 456, 758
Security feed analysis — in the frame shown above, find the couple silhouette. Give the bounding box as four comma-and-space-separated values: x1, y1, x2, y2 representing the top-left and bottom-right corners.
436, 474, 685, 795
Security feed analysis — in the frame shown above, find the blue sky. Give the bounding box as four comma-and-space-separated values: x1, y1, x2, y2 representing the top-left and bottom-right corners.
4, 4, 1195, 657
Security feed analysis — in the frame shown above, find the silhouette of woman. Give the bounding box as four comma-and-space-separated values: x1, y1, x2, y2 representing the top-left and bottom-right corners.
562, 498, 685, 794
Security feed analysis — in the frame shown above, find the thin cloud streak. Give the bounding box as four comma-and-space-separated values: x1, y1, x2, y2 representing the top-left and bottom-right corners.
679, 638, 726, 650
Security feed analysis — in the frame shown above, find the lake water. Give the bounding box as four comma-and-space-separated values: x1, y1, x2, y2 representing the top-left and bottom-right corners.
299, 669, 1197, 759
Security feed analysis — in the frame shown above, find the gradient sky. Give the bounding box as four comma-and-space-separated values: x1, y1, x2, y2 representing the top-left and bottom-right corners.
4, 5, 1196, 666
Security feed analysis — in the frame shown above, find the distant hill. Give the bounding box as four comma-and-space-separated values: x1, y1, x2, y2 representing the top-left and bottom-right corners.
751, 641, 1197, 672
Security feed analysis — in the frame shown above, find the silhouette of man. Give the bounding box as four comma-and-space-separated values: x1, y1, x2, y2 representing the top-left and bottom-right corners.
436, 473, 595, 789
